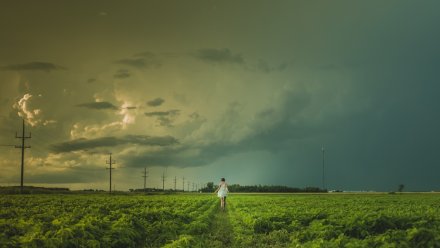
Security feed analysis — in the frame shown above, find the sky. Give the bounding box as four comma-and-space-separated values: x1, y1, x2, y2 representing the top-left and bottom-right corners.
0, 1, 439, 191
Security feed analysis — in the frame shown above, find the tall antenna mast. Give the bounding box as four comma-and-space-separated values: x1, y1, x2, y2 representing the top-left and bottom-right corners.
161, 170, 166, 191
322, 146, 325, 190
142, 167, 148, 192
15, 118, 31, 193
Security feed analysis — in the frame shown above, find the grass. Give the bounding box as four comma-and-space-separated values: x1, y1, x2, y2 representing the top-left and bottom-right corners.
201, 201, 235, 247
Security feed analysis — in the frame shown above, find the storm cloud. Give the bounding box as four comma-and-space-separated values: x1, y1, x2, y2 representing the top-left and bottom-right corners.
0, 62, 66, 72
147, 97, 165, 107
76, 102, 119, 110
122, 91, 313, 168
120, 142, 231, 168
145, 109, 180, 127
50, 135, 178, 153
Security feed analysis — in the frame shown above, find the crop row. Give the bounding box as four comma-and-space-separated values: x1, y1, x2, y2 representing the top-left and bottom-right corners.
0, 194, 217, 248
228, 194, 440, 247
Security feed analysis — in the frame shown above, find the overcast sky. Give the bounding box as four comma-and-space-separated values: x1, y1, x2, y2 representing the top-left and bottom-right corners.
0, 1, 439, 191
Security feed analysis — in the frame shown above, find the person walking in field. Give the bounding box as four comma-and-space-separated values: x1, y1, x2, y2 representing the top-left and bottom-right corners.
214, 178, 229, 211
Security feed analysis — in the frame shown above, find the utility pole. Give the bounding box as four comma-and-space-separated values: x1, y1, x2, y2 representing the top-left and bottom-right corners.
161, 171, 166, 191
15, 118, 31, 193
192, 182, 195, 191
142, 167, 148, 192
187, 181, 190, 192
322, 146, 325, 190
106, 153, 115, 193
182, 177, 185, 192
174, 176, 177, 191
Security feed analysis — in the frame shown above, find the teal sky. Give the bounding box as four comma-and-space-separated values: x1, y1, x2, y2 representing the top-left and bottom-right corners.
0, 1, 439, 191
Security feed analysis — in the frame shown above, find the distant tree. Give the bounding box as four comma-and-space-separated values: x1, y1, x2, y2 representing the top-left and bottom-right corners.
200, 182, 215, 192
206, 182, 214, 191
398, 184, 405, 193
224, 184, 325, 193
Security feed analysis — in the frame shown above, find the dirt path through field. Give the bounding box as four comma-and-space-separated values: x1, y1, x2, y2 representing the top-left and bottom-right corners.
202, 205, 235, 247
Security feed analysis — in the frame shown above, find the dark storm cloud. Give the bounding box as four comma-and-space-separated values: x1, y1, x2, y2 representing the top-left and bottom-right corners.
50, 135, 178, 153
147, 97, 165, 107
123, 106, 137, 110
113, 69, 130, 79
123, 92, 314, 168
115, 52, 161, 69
145, 109, 180, 127
76, 101, 118, 110
120, 142, 232, 168
195, 48, 244, 64
144, 110, 180, 117
0, 61, 66, 72
121, 121, 307, 169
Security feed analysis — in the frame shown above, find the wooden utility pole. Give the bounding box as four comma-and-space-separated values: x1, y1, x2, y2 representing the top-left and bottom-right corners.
106, 153, 115, 193
15, 118, 31, 193
182, 177, 185, 192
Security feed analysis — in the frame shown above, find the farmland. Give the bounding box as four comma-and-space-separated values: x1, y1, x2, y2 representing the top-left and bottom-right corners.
1, 193, 440, 247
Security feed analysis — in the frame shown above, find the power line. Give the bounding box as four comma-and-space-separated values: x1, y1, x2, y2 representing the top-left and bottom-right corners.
15, 118, 31, 193
106, 153, 115, 193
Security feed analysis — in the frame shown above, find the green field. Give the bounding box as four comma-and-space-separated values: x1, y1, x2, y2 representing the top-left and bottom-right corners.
1, 193, 440, 247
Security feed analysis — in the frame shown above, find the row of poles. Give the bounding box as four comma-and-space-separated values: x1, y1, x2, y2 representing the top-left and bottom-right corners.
8, 118, 327, 193
147, 168, 205, 192
106, 154, 204, 193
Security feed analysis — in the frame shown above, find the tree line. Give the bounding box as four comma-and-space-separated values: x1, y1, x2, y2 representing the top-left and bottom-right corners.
200, 183, 327, 193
